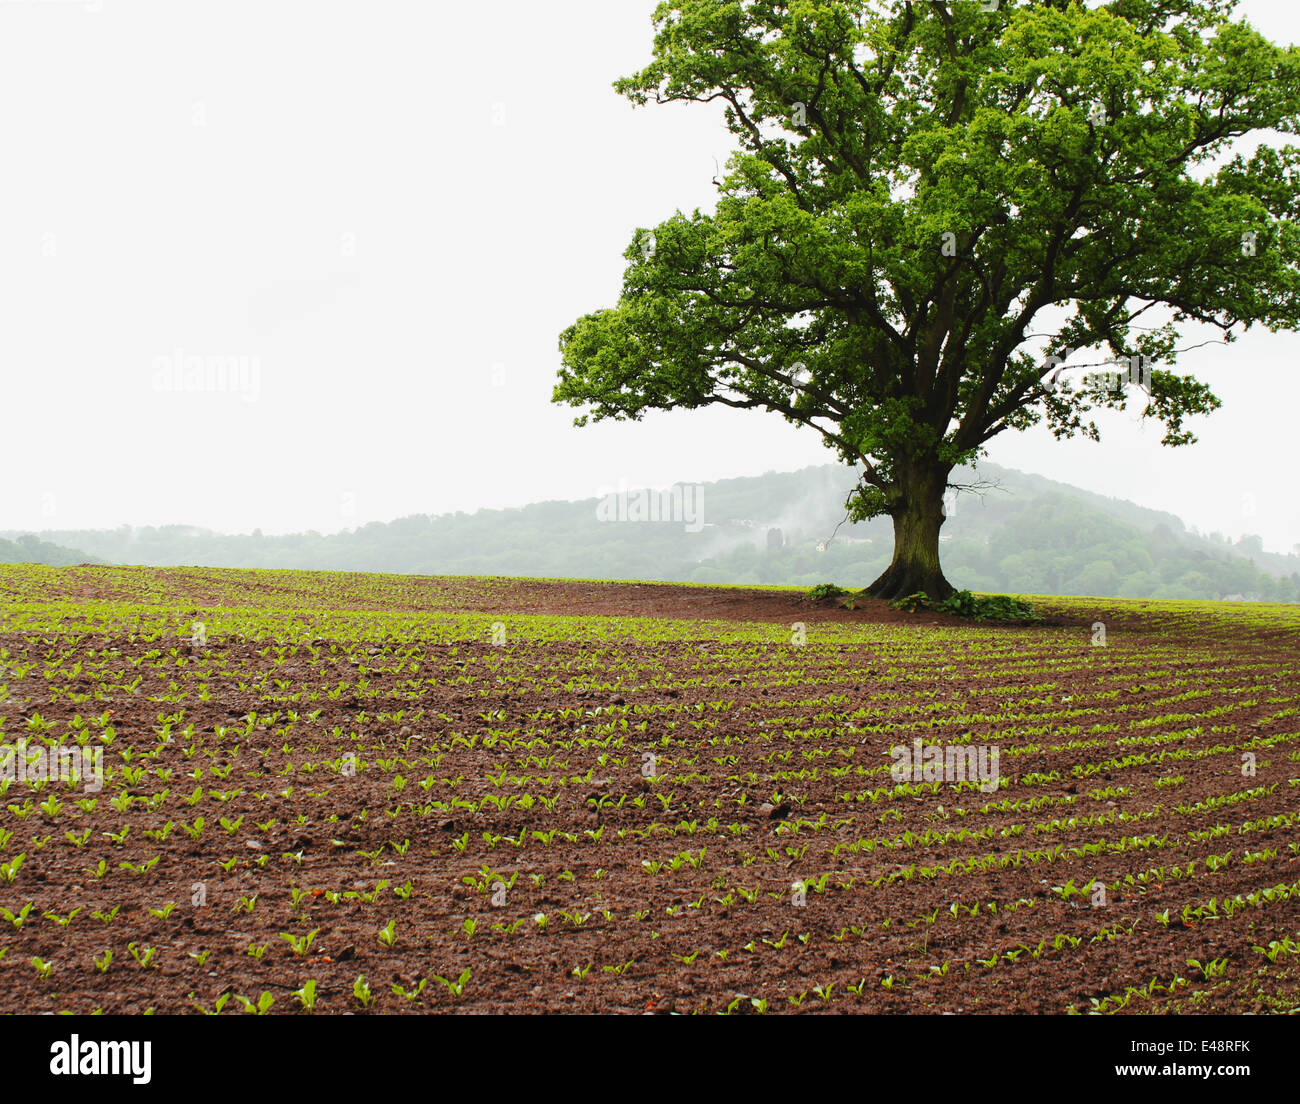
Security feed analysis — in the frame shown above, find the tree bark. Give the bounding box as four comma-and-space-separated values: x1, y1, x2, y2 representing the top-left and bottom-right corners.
864, 464, 955, 601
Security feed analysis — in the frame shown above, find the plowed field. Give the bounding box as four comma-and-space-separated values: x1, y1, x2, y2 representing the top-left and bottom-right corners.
1, 565, 1297, 1014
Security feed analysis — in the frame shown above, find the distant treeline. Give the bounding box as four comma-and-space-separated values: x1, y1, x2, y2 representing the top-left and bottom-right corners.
6, 463, 1297, 602
0, 535, 105, 568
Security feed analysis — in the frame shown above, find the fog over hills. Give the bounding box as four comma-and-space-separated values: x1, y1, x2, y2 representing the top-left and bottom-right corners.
6, 462, 1298, 602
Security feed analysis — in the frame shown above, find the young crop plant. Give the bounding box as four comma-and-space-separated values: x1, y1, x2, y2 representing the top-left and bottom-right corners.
280, 929, 320, 957
127, 942, 158, 969
1186, 957, 1230, 981
352, 975, 377, 1009
292, 979, 320, 1013
0, 853, 25, 883
188, 992, 232, 1016
236, 992, 275, 1016
391, 978, 428, 1003
1, 903, 34, 931
43, 906, 81, 929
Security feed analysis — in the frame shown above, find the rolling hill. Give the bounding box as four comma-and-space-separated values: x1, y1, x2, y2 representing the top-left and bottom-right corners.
5, 462, 1296, 601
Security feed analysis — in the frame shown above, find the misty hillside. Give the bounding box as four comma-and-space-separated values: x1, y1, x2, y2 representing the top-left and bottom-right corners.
0, 535, 103, 568
7, 462, 1297, 602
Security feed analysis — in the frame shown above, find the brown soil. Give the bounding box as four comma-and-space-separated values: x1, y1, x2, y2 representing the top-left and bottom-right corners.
1, 571, 1297, 1015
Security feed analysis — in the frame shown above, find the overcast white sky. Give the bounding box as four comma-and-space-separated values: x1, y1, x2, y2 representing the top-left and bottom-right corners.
3, 0, 1297, 553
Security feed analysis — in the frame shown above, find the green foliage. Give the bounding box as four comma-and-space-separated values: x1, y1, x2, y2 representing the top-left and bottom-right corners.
890, 592, 932, 614
432, 968, 471, 999
291, 979, 319, 1012
280, 928, 319, 957
804, 583, 850, 602
352, 974, 376, 1009
936, 591, 1041, 623
891, 589, 1041, 623
236, 991, 275, 1016
552, 0, 1300, 588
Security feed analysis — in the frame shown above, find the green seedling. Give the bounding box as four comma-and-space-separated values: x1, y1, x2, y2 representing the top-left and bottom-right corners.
236, 991, 275, 1015
1, 902, 34, 930
127, 942, 157, 969
352, 974, 376, 1009
431, 968, 471, 999
0, 853, 25, 883
1186, 957, 1229, 980
188, 992, 231, 1016
281, 928, 320, 956
291, 979, 319, 1012
391, 978, 428, 1003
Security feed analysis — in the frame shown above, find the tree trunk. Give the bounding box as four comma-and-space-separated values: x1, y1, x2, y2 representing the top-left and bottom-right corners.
865, 464, 955, 601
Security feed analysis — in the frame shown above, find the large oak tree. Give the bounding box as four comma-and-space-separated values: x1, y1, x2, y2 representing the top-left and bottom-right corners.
554, 0, 1300, 599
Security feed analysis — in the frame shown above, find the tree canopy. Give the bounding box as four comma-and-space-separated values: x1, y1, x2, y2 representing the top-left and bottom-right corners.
554, 0, 1300, 598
